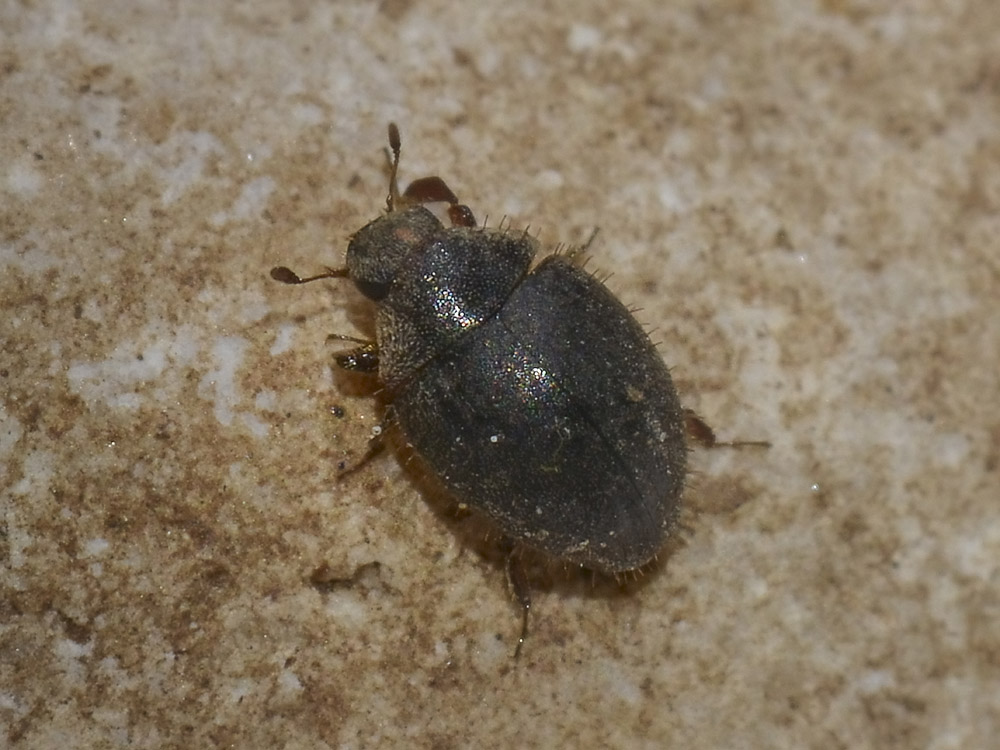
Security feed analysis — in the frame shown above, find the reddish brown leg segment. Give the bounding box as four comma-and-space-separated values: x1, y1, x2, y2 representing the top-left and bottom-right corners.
684, 409, 770, 449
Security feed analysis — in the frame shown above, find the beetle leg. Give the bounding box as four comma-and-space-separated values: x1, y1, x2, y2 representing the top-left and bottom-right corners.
337, 407, 395, 478
384, 124, 479, 227
270, 266, 349, 284
503, 544, 532, 659
402, 175, 460, 205
684, 409, 770, 449
327, 334, 380, 374
446, 203, 478, 228
400, 175, 479, 228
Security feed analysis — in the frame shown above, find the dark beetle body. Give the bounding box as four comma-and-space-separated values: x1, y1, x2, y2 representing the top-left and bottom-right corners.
347, 204, 687, 574
272, 127, 767, 652
273, 127, 691, 580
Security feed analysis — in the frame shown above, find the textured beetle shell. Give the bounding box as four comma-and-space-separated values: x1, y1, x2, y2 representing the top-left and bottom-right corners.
380, 235, 687, 573
371, 211, 535, 390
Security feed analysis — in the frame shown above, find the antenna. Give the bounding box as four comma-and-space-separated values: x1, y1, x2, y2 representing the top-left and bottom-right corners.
386, 122, 402, 213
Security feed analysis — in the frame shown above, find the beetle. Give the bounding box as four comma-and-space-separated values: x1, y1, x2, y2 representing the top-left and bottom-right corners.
272, 125, 762, 654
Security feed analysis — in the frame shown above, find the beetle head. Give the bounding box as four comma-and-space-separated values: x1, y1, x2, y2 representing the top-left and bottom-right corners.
345, 206, 441, 301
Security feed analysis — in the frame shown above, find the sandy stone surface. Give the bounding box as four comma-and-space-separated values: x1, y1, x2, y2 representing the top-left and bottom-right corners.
2, 1, 998, 747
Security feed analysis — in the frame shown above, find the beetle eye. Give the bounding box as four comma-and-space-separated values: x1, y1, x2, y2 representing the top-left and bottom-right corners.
354, 278, 392, 301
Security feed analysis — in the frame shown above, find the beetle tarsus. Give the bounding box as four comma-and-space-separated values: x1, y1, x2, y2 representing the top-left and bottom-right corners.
504, 546, 532, 659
